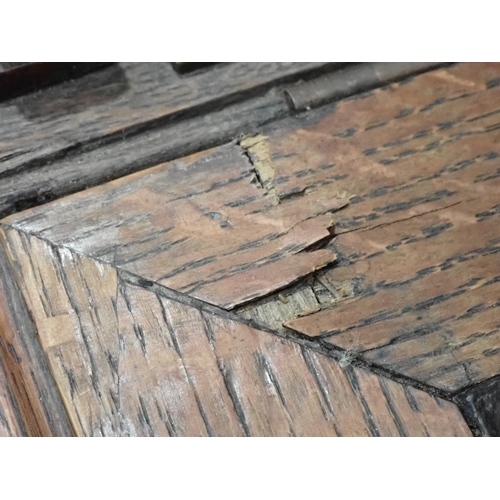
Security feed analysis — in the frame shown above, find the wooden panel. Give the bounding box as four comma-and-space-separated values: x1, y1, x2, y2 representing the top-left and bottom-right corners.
0, 62, 334, 178
227, 63, 500, 393
2, 144, 347, 309
3, 62, 499, 398
0, 227, 471, 436
0, 237, 73, 436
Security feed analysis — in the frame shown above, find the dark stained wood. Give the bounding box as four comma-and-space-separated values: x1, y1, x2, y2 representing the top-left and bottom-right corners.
0, 227, 472, 436
1, 144, 348, 309
456, 376, 500, 436
0, 235, 73, 436
171, 63, 218, 74
0, 91, 289, 219
0, 63, 111, 102
0, 62, 336, 179
0, 63, 29, 70
223, 63, 500, 394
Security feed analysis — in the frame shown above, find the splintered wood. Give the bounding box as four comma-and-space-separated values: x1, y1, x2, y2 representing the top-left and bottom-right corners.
239, 63, 500, 393
2, 145, 346, 309
0, 228, 471, 436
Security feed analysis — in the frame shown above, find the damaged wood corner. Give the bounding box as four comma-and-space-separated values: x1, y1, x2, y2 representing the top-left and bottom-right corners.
234, 132, 358, 329
239, 133, 322, 204
2, 138, 350, 312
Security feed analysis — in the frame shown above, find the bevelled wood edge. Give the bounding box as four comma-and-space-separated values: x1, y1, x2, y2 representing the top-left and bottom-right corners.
0, 230, 73, 436
0, 62, 342, 181
0, 92, 289, 220
454, 376, 500, 437
283, 62, 449, 112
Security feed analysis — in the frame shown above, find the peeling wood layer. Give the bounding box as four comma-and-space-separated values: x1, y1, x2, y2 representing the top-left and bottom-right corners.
0, 227, 471, 436
2, 144, 347, 309
237, 63, 500, 393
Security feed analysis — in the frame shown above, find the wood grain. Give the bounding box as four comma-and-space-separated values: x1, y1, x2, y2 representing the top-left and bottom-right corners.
2, 62, 498, 434
0, 235, 73, 436
287, 199, 500, 392
0, 350, 25, 436
2, 144, 347, 309
240, 64, 500, 233
235, 63, 500, 393
0, 62, 335, 178
0, 227, 472, 436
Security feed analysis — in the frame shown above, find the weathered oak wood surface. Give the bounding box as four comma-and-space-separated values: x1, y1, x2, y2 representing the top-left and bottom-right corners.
0, 347, 24, 436
0, 227, 471, 436
0, 62, 443, 221
1, 62, 499, 435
